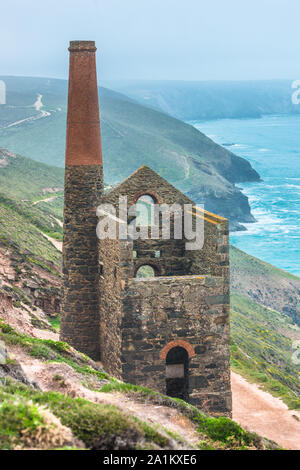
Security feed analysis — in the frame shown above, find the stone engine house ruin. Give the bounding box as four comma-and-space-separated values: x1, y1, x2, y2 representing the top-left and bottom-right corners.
60, 41, 232, 417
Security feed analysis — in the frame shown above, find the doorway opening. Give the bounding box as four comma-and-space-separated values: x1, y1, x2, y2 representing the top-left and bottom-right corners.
165, 346, 189, 401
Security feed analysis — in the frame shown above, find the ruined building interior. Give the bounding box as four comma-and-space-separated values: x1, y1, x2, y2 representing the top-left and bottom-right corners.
60, 40, 232, 417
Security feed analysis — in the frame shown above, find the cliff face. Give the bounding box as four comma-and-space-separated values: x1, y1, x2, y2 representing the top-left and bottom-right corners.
187, 186, 255, 231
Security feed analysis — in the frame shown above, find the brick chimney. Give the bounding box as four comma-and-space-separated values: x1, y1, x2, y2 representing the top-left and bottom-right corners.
60, 41, 103, 359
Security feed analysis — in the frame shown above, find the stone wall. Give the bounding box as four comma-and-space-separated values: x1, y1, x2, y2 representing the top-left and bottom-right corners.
98, 236, 123, 378
121, 275, 231, 417
131, 217, 228, 279
104, 165, 228, 279
103, 166, 192, 208
60, 164, 103, 360
99, 165, 231, 416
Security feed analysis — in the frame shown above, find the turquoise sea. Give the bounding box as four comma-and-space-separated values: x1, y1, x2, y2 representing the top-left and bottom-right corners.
193, 115, 300, 276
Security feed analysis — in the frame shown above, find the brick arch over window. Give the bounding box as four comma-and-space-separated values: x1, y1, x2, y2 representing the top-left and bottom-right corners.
133, 190, 162, 205
160, 340, 195, 360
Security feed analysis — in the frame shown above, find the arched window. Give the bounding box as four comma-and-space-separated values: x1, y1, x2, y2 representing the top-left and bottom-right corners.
165, 346, 189, 401
135, 265, 156, 278
135, 195, 156, 226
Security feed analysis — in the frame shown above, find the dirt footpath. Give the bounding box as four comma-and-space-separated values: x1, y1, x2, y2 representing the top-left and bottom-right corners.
231, 371, 300, 450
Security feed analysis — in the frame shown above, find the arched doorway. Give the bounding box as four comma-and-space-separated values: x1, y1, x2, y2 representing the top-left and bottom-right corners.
165, 346, 189, 401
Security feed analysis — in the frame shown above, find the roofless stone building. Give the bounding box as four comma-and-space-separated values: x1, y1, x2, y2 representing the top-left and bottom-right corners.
60, 41, 232, 417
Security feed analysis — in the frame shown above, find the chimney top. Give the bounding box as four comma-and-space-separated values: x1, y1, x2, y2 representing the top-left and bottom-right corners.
69, 41, 97, 52
65, 39, 103, 166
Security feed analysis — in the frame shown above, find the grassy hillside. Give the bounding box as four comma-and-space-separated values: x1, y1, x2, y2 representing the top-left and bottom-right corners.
0, 149, 63, 269
229, 246, 300, 408
0, 148, 64, 201
0, 320, 276, 450
231, 293, 300, 409
230, 245, 300, 325
0, 200, 61, 268
0, 76, 260, 229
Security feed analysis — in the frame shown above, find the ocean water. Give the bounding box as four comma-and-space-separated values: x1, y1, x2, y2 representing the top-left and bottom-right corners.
192, 115, 300, 277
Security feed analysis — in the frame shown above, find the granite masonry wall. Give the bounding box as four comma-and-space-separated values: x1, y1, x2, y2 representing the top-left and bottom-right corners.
104, 166, 228, 279
99, 165, 231, 416
61, 165, 103, 360
103, 166, 192, 208
121, 275, 231, 417
98, 235, 123, 378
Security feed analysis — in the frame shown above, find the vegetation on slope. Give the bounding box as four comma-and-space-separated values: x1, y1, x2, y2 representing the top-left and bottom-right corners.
0, 319, 108, 380
0, 119, 299, 437
0, 149, 63, 269
231, 293, 300, 409
230, 245, 300, 325
0, 200, 61, 269
0, 378, 271, 450
0, 321, 275, 450
0, 148, 64, 202
0, 381, 169, 450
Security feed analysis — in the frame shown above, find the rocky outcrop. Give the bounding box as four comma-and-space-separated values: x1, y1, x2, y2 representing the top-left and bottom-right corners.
187, 185, 255, 231
0, 244, 61, 336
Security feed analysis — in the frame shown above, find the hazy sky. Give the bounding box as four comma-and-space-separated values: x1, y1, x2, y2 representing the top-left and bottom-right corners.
1, 0, 300, 81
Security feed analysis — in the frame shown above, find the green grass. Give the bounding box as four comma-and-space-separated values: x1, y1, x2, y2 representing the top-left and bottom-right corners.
0, 151, 64, 202
0, 201, 61, 269
98, 380, 272, 449
230, 244, 299, 281
0, 78, 248, 188
0, 380, 169, 450
195, 415, 257, 448
100, 292, 300, 411
0, 399, 44, 449
99, 381, 203, 418
231, 293, 300, 409
230, 244, 300, 327
0, 148, 63, 270
0, 377, 274, 450
37, 195, 64, 222
0, 319, 109, 381
49, 315, 60, 332
0, 320, 279, 450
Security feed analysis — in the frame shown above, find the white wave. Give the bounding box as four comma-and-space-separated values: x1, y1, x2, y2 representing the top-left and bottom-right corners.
285, 184, 300, 189
233, 208, 285, 237
232, 144, 248, 149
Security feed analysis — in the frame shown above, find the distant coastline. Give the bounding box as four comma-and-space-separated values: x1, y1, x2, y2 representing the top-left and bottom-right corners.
192, 114, 300, 276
